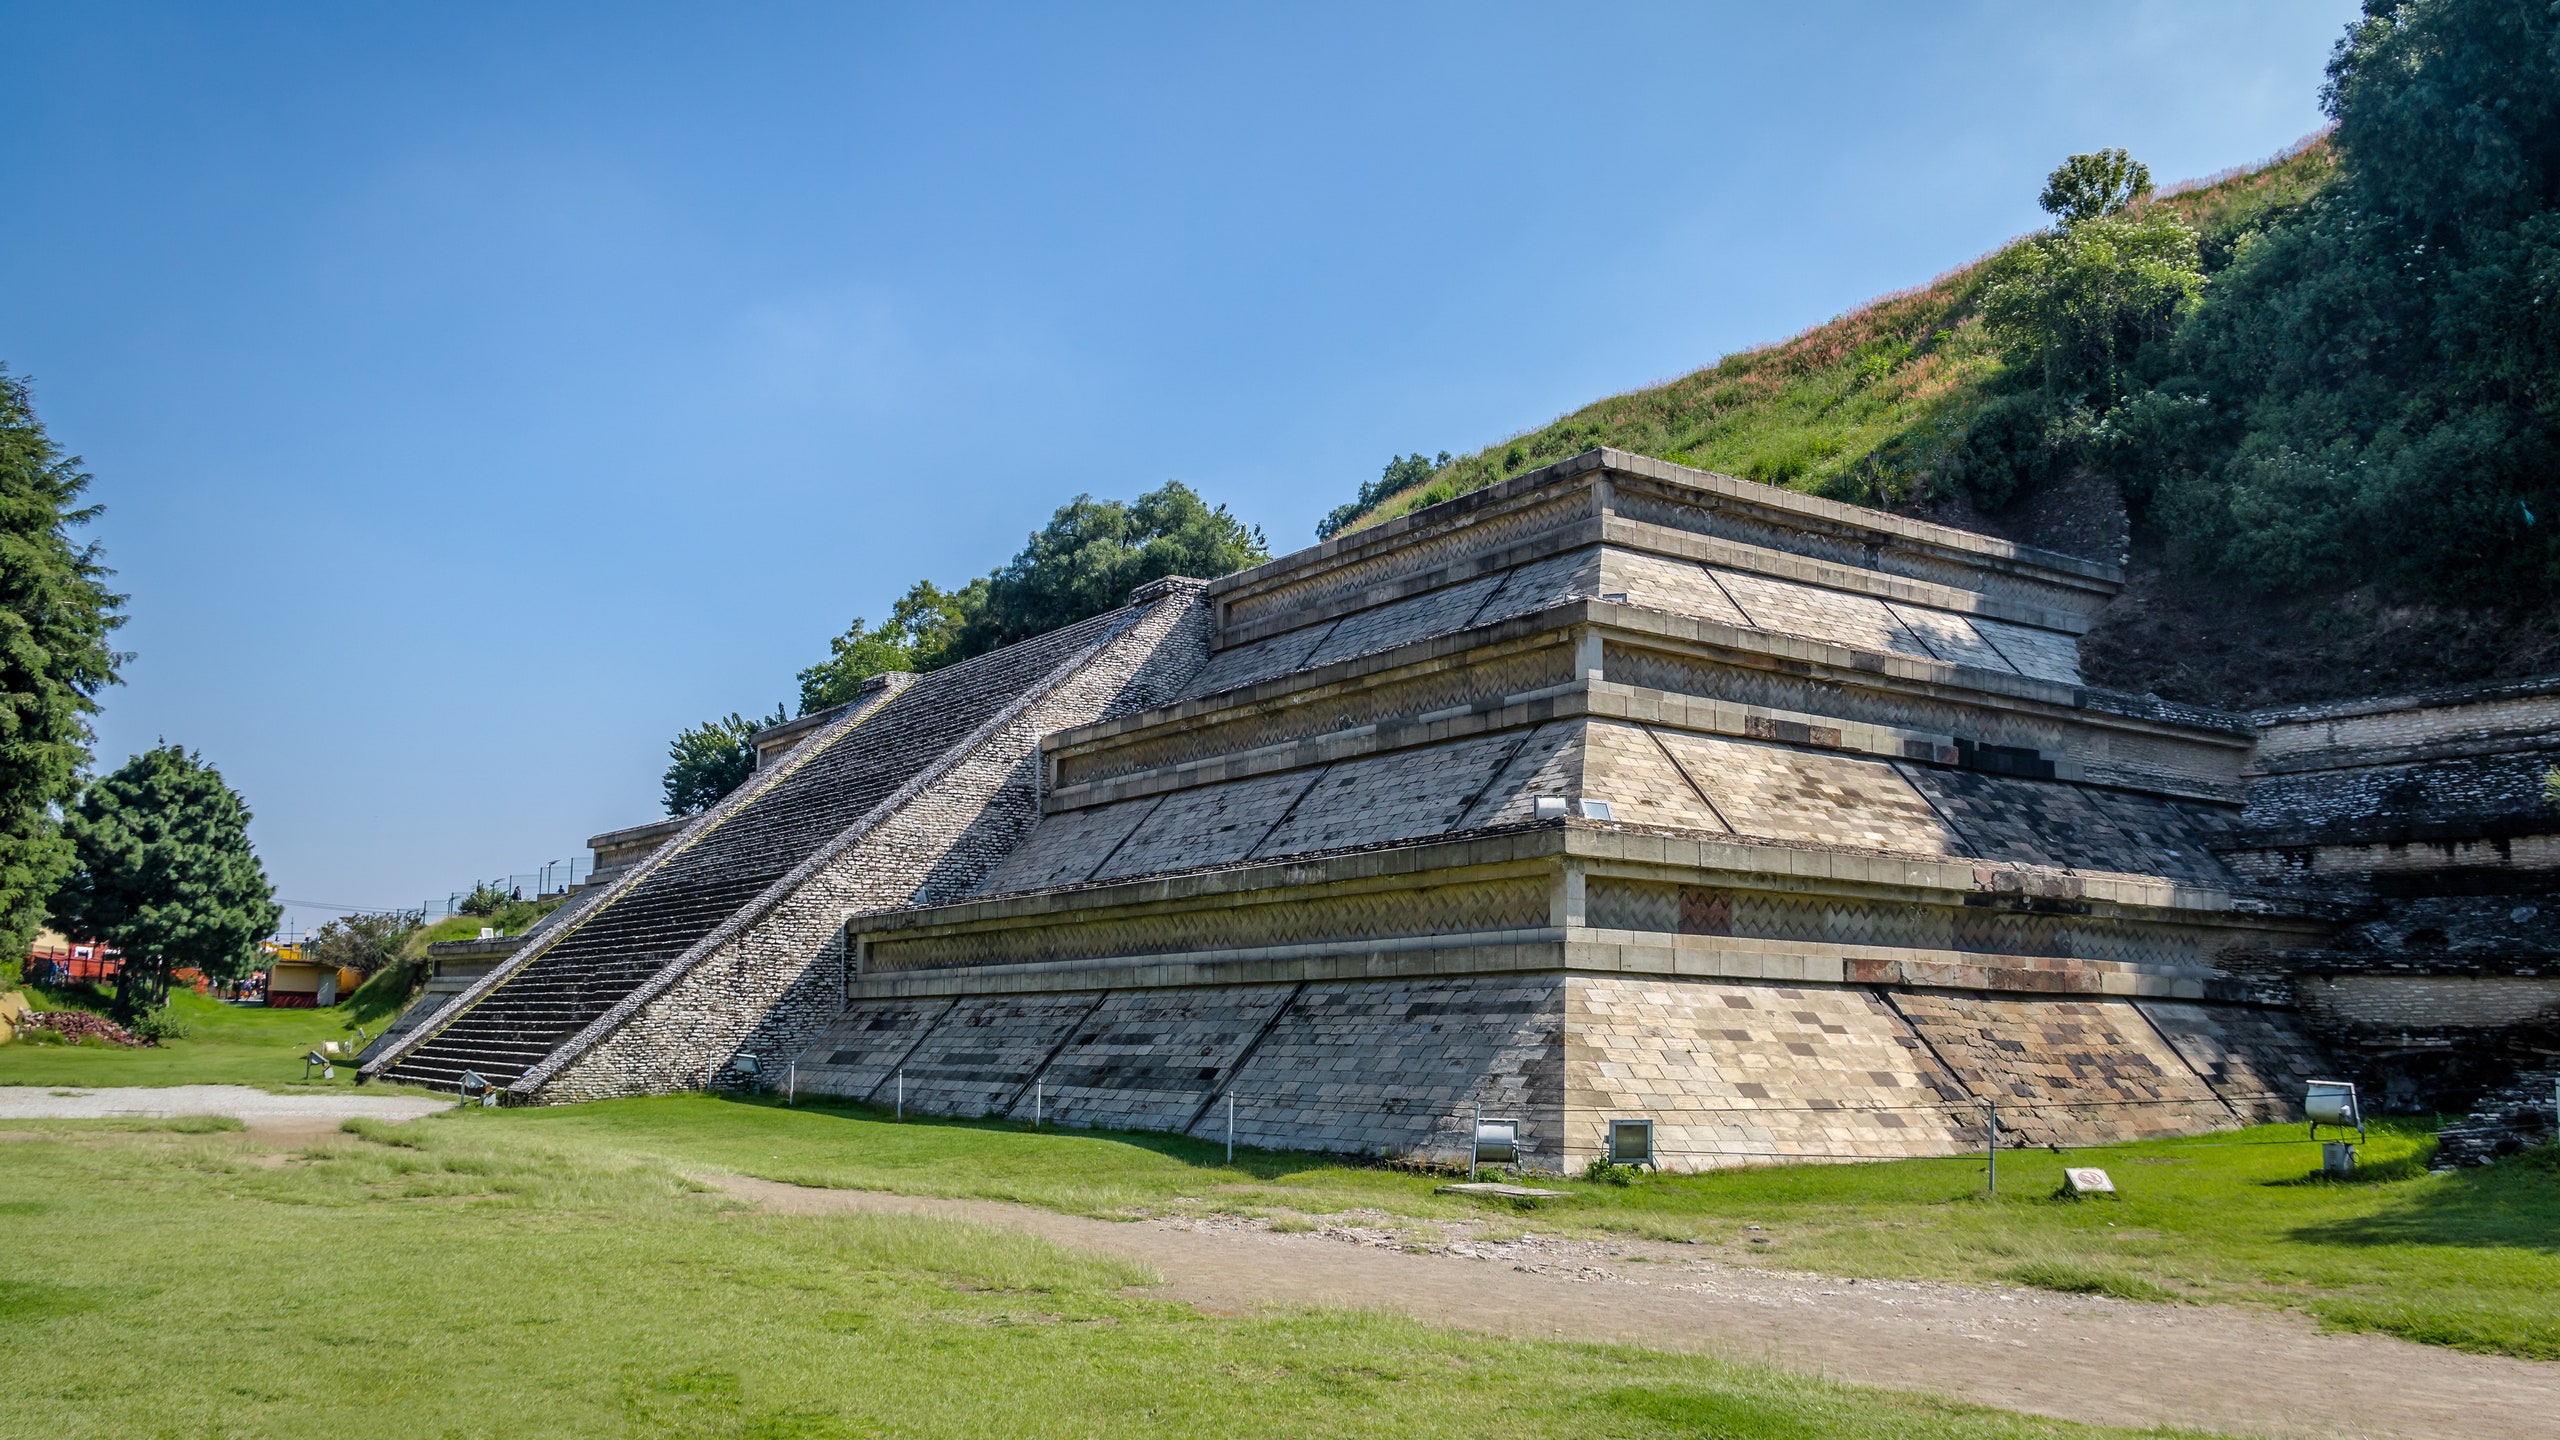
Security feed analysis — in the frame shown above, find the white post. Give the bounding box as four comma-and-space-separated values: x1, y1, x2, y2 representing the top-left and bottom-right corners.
896, 1068, 903, 1121
1226, 1094, 1234, 1165
788, 1061, 796, 1106
1471, 1101, 1481, 1181
1034, 1078, 1042, 1129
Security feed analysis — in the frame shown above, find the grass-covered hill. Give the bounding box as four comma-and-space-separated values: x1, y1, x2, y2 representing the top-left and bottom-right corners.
1332, 142, 2335, 535
1322, 1, 2560, 713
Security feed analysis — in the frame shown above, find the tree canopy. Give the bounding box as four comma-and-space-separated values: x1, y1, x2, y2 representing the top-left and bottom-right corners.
0, 369, 126, 958
792, 481, 1266, 714
674, 481, 1266, 804
306, 910, 420, 978
50, 746, 279, 1016
2038, 149, 2155, 227
661, 707, 784, 816
951, 482, 1266, 661
2136, 0, 2560, 596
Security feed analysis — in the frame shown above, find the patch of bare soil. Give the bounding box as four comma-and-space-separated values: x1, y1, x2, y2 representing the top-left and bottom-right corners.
1901, 469, 2560, 713
720, 1176, 2555, 1440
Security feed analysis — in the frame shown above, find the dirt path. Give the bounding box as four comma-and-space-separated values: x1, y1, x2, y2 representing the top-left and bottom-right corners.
722, 1176, 2554, 1440
0, 1084, 449, 1142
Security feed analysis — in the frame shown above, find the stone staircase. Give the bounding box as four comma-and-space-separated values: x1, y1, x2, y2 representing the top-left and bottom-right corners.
374, 606, 1156, 1094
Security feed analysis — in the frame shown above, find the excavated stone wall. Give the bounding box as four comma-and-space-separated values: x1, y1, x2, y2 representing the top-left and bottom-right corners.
793, 968, 2321, 1170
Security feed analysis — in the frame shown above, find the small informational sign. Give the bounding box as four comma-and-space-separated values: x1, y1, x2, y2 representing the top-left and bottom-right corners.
2063, 1167, 2115, 1196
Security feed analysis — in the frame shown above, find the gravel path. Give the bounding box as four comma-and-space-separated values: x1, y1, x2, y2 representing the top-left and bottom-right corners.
0, 1084, 449, 1138
723, 1176, 2556, 1440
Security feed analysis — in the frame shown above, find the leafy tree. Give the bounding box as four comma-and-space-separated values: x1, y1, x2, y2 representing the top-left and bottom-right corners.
797, 579, 983, 713
948, 482, 1267, 659
2038, 148, 2154, 227
1984, 173, 2202, 402
0, 369, 126, 959
661, 706, 784, 816
1319, 452, 1453, 539
49, 746, 279, 1017
2141, 0, 2560, 597
306, 910, 420, 976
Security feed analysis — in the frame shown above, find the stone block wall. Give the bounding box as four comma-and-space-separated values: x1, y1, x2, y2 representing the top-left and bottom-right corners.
1200, 975, 1566, 1166
524, 587, 1213, 1103
1004, 983, 1300, 1131
1564, 977, 1979, 1166
1880, 992, 2232, 1146
782, 969, 2326, 1171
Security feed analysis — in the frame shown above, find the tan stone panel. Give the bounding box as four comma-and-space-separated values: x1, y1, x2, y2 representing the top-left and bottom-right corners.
1598, 548, 1750, 627
1578, 721, 1728, 831
1970, 617, 2084, 684
1884, 602, 2017, 673
1091, 769, 1324, 882
1883, 991, 2229, 1146
1654, 731, 1965, 854
1184, 624, 1335, 700
1302, 571, 1510, 669
1474, 547, 1604, 625
1253, 731, 1529, 858
1567, 977, 1976, 1168
1711, 568, 1936, 661
975, 796, 1163, 895
2135, 1001, 2331, 1124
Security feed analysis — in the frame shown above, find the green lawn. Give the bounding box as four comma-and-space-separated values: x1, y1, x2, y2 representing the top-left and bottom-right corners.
0, 988, 392, 1092
0, 1114, 2185, 1440
511, 1096, 2560, 1361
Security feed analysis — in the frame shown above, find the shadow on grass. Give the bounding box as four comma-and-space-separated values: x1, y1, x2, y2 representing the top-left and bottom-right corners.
712, 1092, 1377, 1184
2288, 1146, 2560, 1254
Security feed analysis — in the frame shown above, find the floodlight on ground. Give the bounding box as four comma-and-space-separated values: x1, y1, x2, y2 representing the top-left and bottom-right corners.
1472, 1116, 1519, 1177
457, 1070, 498, 1108
734, 1054, 763, 1095
1608, 1118, 1654, 1168
2306, 1080, 2363, 1141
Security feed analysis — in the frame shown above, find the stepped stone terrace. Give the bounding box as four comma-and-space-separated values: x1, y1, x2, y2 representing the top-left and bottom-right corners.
373, 449, 2348, 1171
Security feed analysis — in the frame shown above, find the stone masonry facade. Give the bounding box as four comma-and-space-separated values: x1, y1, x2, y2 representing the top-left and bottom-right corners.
369, 451, 2560, 1170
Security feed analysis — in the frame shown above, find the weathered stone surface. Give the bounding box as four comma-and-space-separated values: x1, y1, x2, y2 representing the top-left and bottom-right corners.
1204, 976, 1567, 1167
1001, 982, 1298, 1132
1881, 992, 2230, 1145
1566, 977, 1978, 1167
381, 448, 2560, 1159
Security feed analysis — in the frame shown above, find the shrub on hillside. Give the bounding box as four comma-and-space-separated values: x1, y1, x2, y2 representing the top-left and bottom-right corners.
2135, 0, 2560, 599
307, 910, 420, 976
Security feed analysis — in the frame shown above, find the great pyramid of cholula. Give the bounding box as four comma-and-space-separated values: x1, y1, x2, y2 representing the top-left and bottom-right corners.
372, 448, 2370, 1169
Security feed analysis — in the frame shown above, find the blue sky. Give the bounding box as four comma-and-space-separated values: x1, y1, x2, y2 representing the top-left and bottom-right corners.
0, 2, 2354, 930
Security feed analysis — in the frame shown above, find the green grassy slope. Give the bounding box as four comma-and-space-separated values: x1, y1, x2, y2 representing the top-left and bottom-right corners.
1338, 140, 2336, 532
0, 987, 397, 1092
0, 1113, 2171, 1440
526, 1097, 2557, 1360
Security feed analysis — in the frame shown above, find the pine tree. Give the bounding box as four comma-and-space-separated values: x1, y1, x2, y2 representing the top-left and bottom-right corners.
51, 746, 280, 1016
0, 369, 126, 957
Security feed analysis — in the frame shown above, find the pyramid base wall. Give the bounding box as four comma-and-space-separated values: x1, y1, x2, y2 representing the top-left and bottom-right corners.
792, 970, 2322, 1172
